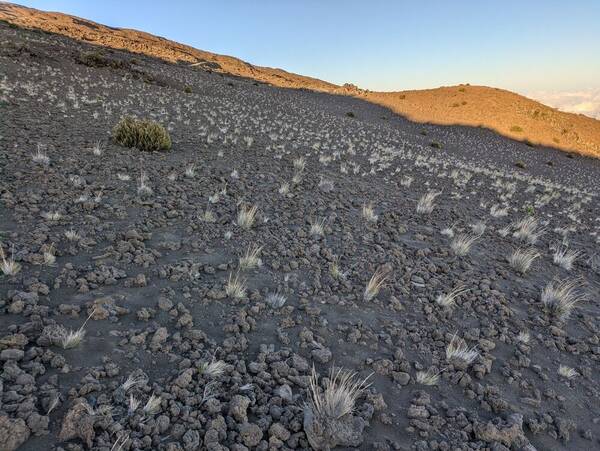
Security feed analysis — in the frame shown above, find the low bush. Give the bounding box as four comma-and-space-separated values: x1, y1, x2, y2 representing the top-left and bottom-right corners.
113, 117, 171, 151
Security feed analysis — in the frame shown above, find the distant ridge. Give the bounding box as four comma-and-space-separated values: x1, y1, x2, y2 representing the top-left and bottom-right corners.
2, 1, 599, 157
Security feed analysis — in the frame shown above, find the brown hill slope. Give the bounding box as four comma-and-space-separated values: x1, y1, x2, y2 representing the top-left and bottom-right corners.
2, 1, 600, 157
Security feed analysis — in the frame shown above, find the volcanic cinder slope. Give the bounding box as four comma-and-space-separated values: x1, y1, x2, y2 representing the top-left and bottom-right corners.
2, 2, 600, 158
1, 5, 600, 451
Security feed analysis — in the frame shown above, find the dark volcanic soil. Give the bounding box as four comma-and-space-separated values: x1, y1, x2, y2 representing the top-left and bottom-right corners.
1, 21, 599, 451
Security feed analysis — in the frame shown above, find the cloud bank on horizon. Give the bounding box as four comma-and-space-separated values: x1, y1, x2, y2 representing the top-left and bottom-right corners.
527, 89, 600, 120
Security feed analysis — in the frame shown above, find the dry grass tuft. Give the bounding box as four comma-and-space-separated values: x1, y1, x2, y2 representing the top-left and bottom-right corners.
516, 331, 530, 344
416, 191, 441, 214
239, 244, 262, 270
225, 272, 247, 299
143, 394, 162, 415
237, 204, 258, 229
553, 245, 580, 271
0, 244, 21, 276
364, 266, 390, 301
309, 218, 327, 236
446, 333, 479, 365
557, 365, 578, 380
32, 145, 50, 164
330, 256, 347, 279
121, 373, 147, 391
307, 366, 371, 421
513, 216, 544, 244
61, 309, 95, 349
450, 233, 479, 256
266, 292, 287, 308
507, 247, 540, 274
416, 369, 440, 385
541, 278, 585, 320
436, 286, 468, 308
361, 203, 378, 222
199, 359, 228, 378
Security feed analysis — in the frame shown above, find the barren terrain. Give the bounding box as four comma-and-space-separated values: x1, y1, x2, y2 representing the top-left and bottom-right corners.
1, 5, 600, 451
2, 2, 600, 157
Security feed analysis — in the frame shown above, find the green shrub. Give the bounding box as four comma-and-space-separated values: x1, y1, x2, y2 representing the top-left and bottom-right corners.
510, 125, 523, 133
346, 111, 355, 118
113, 117, 171, 151
78, 50, 127, 69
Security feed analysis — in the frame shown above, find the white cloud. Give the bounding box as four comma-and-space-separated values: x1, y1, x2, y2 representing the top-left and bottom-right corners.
526, 89, 600, 119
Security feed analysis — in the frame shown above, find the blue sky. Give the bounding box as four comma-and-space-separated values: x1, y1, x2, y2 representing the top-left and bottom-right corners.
14, 0, 600, 95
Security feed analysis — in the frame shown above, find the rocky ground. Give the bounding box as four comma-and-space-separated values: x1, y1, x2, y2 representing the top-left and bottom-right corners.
1, 21, 600, 451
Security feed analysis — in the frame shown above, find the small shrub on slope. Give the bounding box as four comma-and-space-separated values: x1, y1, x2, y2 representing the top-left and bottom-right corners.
113, 116, 171, 151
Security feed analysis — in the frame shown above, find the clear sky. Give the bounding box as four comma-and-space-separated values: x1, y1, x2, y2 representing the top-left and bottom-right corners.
13, 1, 600, 97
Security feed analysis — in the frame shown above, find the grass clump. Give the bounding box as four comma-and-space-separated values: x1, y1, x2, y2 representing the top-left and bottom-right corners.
113, 116, 171, 152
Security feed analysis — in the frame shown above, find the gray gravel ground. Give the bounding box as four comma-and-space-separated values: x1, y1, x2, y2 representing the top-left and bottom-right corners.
1, 21, 599, 451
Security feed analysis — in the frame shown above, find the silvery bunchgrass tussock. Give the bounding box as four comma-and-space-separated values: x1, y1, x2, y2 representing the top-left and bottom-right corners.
278, 182, 290, 195
490, 204, 509, 218
92, 141, 103, 156
199, 359, 227, 378
111, 432, 129, 451
200, 209, 216, 223
416, 368, 439, 386
32, 145, 50, 164
330, 256, 347, 279
308, 366, 371, 421
318, 177, 334, 192
266, 292, 287, 308
508, 247, 540, 274
64, 229, 80, 241
0, 245, 21, 276
43, 244, 56, 266
230, 169, 239, 179
517, 331, 530, 344
400, 175, 413, 187
441, 226, 455, 238
225, 272, 246, 299
446, 333, 479, 365
121, 373, 147, 391
239, 244, 262, 270
557, 365, 578, 380
293, 156, 306, 172
416, 191, 441, 214
46, 394, 60, 415
167, 172, 177, 181
43, 211, 62, 221
128, 394, 140, 415
364, 266, 389, 301
292, 171, 303, 185
138, 171, 152, 196
513, 216, 544, 244
237, 204, 258, 229
436, 286, 468, 308
310, 218, 327, 236
498, 225, 512, 237
541, 278, 585, 320
361, 203, 378, 222
185, 163, 196, 178
143, 394, 161, 415
61, 309, 95, 349
117, 173, 131, 181
553, 245, 580, 271
450, 233, 479, 256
